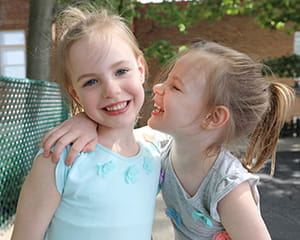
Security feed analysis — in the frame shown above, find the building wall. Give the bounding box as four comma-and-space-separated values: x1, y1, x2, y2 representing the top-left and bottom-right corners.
0, 0, 29, 30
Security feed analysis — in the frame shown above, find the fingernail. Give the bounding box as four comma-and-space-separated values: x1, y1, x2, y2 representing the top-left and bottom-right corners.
43, 152, 49, 157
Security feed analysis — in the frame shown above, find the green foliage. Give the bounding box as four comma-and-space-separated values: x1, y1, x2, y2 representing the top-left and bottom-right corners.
141, 0, 254, 64
54, 0, 300, 75
57, 0, 300, 35
143, 0, 254, 33
91, 0, 141, 22
55, 0, 140, 23
251, 0, 300, 34
143, 0, 300, 75
262, 54, 300, 78
144, 40, 177, 66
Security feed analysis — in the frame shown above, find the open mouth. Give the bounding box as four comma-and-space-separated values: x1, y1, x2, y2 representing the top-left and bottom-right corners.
153, 103, 164, 113
104, 101, 129, 112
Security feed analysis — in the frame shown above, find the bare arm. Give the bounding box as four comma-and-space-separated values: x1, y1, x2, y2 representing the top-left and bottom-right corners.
218, 181, 271, 240
41, 112, 98, 165
11, 154, 61, 240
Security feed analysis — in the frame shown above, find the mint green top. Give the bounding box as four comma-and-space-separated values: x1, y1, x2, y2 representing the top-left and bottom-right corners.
44, 129, 161, 240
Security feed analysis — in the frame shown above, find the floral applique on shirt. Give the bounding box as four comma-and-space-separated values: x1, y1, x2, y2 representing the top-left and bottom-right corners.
125, 165, 139, 184
143, 157, 153, 175
165, 208, 182, 228
97, 160, 115, 178
192, 211, 213, 227
213, 231, 232, 240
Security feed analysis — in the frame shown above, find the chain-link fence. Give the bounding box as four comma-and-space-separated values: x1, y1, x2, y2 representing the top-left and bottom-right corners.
0, 76, 69, 229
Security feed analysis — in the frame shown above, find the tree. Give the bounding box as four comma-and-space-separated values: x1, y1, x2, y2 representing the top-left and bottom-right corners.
140, 0, 255, 64
27, 0, 56, 81
26, 0, 300, 81
249, 0, 300, 79
251, 0, 300, 34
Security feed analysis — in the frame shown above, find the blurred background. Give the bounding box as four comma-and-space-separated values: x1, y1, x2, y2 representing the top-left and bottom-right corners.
1, 0, 300, 125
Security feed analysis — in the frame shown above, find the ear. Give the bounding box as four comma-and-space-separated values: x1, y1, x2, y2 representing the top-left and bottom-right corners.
137, 56, 145, 84
201, 106, 230, 130
68, 87, 79, 101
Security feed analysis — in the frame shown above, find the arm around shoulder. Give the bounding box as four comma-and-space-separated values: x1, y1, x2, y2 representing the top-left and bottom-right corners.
217, 181, 271, 240
134, 126, 171, 149
11, 154, 61, 240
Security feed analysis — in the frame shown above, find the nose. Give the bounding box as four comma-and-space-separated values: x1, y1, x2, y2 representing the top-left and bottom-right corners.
102, 80, 121, 98
153, 83, 164, 96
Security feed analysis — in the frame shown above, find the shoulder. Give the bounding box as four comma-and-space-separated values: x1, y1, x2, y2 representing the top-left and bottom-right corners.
208, 150, 260, 221
30, 151, 57, 178
212, 150, 259, 184
38, 145, 74, 194
134, 126, 172, 152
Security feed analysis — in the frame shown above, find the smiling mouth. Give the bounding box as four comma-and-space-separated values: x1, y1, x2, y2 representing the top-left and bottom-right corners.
153, 103, 164, 113
104, 101, 129, 112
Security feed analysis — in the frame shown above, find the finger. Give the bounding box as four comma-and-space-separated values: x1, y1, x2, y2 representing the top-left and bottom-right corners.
50, 133, 81, 163
82, 139, 98, 152
65, 136, 97, 165
42, 127, 71, 157
51, 144, 65, 163
41, 124, 64, 148
65, 143, 84, 166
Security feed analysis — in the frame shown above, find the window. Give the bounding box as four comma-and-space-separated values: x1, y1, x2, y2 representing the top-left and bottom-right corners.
294, 31, 300, 55
0, 30, 26, 78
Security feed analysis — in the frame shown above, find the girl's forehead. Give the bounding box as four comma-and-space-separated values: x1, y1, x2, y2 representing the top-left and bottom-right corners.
88, 32, 135, 58
87, 32, 113, 48
176, 52, 218, 76
68, 33, 137, 74
71, 33, 129, 60
170, 52, 214, 89
68, 36, 107, 63
178, 51, 212, 65
174, 53, 206, 75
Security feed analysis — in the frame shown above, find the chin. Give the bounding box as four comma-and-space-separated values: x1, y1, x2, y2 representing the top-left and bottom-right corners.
148, 117, 162, 131
147, 117, 155, 128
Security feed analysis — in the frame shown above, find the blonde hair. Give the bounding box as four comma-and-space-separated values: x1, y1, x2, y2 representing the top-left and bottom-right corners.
54, 6, 147, 114
163, 41, 295, 174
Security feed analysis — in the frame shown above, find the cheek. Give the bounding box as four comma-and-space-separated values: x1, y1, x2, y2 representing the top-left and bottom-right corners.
128, 81, 145, 100
76, 91, 95, 107
137, 84, 145, 99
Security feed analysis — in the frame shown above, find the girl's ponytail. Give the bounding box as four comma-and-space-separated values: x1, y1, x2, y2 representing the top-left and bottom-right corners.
243, 82, 295, 175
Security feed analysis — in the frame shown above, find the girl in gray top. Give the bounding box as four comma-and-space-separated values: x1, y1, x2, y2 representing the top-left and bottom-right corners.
42, 41, 295, 240
146, 41, 294, 239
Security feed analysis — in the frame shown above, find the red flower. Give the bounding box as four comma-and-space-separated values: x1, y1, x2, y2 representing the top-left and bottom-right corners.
213, 231, 232, 240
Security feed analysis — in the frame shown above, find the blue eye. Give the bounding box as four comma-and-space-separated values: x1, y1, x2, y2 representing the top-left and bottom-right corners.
116, 68, 128, 76
83, 79, 97, 87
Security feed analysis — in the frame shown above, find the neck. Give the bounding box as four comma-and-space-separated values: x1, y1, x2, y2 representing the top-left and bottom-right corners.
170, 133, 220, 197
171, 130, 219, 170
97, 126, 139, 157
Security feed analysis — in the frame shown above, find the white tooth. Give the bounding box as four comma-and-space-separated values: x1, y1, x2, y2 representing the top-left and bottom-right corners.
106, 102, 127, 111
154, 103, 161, 110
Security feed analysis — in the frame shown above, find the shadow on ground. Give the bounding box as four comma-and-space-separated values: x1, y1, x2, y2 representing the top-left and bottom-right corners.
258, 152, 300, 240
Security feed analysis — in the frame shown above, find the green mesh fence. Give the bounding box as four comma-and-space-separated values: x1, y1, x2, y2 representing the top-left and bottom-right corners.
0, 76, 70, 229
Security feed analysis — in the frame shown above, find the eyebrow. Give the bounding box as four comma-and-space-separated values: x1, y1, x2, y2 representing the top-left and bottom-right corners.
173, 75, 184, 87
77, 73, 96, 82
76, 60, 132, 82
